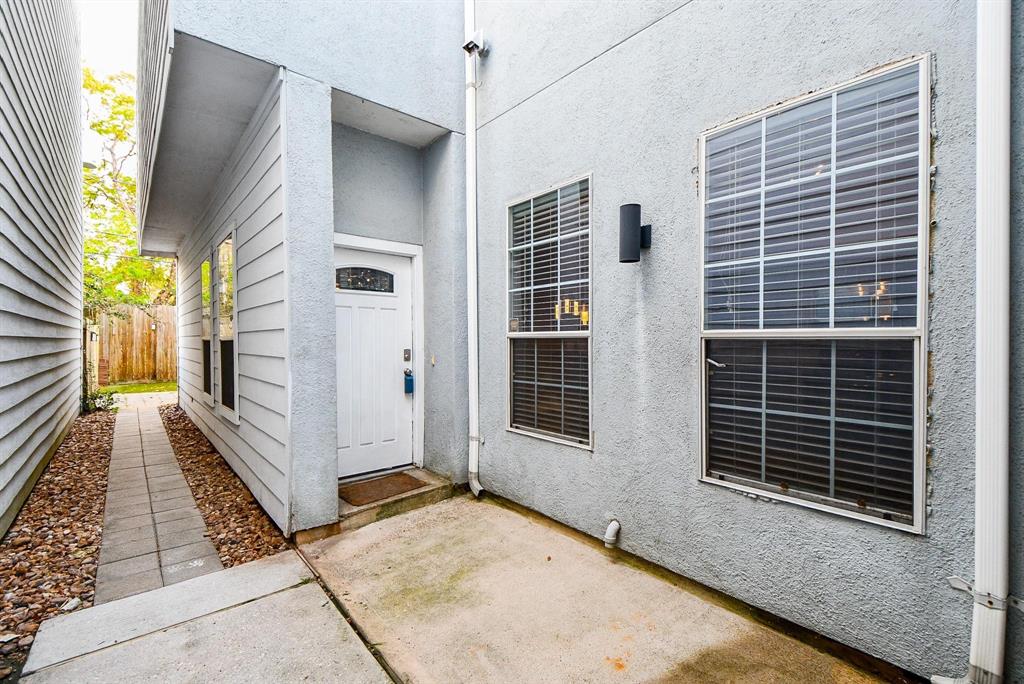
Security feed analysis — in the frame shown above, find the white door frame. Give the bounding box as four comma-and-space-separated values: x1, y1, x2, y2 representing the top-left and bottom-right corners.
333, 233, 424, 470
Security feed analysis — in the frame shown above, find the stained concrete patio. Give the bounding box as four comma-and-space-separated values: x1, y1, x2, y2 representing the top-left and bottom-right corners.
303, 495, 889, 684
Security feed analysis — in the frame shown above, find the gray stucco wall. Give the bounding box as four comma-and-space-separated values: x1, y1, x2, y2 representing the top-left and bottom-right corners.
422, 133, 468, 482
0, 0, 81, 536
1007, 1, 1023, 674
170, 0, 464, 133
472, 0, 1012, 678
332, 124, 423, 245
284, 71, 339, 533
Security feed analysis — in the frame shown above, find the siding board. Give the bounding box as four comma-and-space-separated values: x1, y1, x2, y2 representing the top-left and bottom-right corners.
0, 0, 81, 535
176, 76, 290, 531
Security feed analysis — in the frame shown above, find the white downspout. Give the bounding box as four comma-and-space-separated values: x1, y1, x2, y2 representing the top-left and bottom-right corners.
465, 0, 483, 497
934, 1, 1011, 682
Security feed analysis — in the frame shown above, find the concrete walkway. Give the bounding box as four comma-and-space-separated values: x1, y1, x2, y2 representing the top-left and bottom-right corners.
23, 551, 390, 683
96, 392, 222, 603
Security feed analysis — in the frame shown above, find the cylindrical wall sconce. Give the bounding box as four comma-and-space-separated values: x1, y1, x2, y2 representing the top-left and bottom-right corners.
619, 203, 652, 263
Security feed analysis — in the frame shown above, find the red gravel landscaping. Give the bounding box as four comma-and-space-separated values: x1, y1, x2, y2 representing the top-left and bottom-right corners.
159, 405, 288, 566
0, 410, 115, 680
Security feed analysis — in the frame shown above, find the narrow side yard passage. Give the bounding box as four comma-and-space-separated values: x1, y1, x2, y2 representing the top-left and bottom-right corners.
96, 393, 222, 602
303, 496, 898, 684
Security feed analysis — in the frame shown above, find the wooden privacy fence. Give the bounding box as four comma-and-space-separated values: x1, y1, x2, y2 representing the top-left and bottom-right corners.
97, 305, 177, 384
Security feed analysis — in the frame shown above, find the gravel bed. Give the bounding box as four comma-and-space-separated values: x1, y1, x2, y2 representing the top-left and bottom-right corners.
159, 405, 288, 566
0, 411, 115, 680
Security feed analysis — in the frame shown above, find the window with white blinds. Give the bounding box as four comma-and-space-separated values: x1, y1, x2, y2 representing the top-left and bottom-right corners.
700, 61, 927, 528
508, 178, 591, 446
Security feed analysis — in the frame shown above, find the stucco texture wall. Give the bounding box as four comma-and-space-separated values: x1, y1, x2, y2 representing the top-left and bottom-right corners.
171, 0, 464, 133
422, 133, 468, 482
332, 124, 423, 245
472, 0, 1004, 678
284, 71, 339, 533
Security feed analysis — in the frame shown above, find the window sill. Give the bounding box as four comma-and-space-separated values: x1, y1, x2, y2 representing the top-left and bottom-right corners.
698, 475, 922, 535
506, 426, 592, 452
216, 404, 240, 426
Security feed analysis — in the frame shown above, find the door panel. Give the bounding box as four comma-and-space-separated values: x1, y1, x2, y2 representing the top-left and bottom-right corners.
335, 248, 414, 478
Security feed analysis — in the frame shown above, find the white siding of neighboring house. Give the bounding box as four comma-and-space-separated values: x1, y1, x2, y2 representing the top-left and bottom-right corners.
176, 76, 290, 529
0, 0, 81, 535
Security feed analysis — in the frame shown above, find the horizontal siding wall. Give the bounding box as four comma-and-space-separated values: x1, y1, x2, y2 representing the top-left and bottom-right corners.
136, 0, 171, 229
176, 75, 290, 531
0, 0, 82, 534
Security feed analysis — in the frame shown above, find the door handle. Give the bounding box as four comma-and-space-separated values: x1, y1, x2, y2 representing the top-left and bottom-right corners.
403, 368, 414, 394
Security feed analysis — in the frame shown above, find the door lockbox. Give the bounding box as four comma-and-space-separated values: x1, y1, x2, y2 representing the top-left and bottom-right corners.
404, 368, 414, 394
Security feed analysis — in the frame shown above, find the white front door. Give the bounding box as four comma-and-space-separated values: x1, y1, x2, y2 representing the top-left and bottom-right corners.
335, 248, 414, 478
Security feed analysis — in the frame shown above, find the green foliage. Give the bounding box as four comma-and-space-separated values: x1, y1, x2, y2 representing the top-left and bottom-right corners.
83, 67, 175, 321
83, 388, 118, 413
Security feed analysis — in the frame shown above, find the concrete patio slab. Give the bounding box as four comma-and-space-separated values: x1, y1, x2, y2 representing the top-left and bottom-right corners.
22, 583, 390, 684
303, 496, 885, 684
24, 551, 312, 673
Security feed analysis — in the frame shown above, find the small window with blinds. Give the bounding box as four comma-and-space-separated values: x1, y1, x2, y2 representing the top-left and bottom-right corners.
700, 60, 927, 529
507, 178, 591, 446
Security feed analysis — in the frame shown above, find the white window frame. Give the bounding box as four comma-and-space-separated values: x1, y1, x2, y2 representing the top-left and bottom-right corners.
505, 174, 594, 450
213, 223, 240, 425
696, 55, 931, 534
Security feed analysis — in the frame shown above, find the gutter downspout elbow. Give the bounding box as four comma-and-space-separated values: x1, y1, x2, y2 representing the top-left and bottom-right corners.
934, 2, 1011, 682
465, 0, 483, 498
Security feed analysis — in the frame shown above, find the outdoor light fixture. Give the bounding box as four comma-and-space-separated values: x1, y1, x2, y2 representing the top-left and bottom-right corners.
619, 203, 652, 263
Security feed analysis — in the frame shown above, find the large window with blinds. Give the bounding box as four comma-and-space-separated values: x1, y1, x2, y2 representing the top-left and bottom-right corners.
699, 60, 928, 529
507, 178, 591, 446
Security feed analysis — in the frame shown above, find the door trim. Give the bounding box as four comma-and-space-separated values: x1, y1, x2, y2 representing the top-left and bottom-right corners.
333, 233, 424, 470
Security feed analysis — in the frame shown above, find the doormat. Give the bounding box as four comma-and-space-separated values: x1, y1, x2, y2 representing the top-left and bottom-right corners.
339, 472, 425, 506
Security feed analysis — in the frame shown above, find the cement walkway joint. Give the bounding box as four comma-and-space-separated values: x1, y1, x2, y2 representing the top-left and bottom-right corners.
96, 392, 222, 603
24, 551, 390, 683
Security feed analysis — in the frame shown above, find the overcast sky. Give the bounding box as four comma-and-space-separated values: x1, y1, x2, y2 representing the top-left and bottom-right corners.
79, 0, 138, 77
78, 0, 138, 167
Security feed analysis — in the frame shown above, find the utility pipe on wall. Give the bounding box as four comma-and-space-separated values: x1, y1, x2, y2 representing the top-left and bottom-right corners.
934, 1, 1011, 682
465, 0, 483, 497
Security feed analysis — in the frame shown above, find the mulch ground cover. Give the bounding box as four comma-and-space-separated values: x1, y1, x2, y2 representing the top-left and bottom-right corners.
159, 405, 288, 566
0, 410, 115, 680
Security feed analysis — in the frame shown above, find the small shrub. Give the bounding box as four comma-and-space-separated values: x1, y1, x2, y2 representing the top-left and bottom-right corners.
83, 389, 118, 413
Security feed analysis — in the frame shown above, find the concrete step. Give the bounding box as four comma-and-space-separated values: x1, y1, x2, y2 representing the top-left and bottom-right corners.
24, 551, 311, 675
337, 467, 460, 533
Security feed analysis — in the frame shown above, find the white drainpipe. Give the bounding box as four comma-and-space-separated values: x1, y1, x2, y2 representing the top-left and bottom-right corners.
465, 0, 483, 497
934, 1, 1011, 682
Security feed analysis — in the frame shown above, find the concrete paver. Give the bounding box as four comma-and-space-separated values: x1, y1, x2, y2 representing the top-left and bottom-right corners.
94, 392, 223, 604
